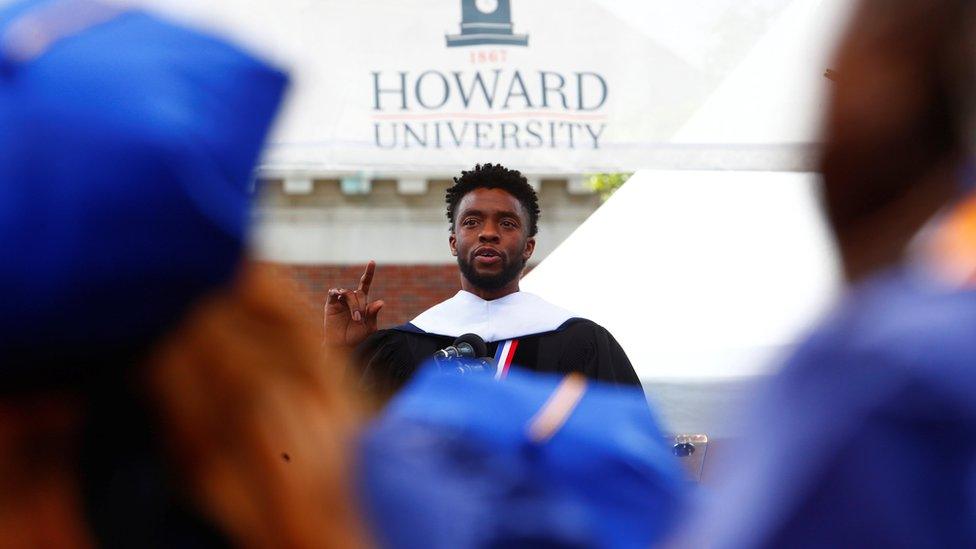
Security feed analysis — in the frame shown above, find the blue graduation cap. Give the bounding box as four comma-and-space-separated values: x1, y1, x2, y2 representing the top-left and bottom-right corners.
0, 0, 286, 388
359, 365, 689, 548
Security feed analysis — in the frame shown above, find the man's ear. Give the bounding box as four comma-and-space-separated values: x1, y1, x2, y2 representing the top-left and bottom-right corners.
449, 232, 458, 256
523, 237, 536, 261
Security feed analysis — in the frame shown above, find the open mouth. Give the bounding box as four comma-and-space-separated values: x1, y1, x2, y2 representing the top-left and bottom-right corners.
473, 247, 502, 265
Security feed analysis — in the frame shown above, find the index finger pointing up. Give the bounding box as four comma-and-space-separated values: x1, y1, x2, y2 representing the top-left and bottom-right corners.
358, 260, 376, 295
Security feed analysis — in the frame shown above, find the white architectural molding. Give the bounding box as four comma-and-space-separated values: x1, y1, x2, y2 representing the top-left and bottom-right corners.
397, 178, 428, 195
282, 175, 313, 195
566, 176, 593, 195
257, 171, 587, 195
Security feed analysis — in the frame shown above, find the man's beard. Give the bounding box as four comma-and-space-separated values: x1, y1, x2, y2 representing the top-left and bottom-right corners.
457, 253, 525, 291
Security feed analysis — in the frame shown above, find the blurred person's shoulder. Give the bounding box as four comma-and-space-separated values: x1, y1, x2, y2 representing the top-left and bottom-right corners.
782, 267, 976, 401
818, 268, 976, 364
698, 268, 976, 549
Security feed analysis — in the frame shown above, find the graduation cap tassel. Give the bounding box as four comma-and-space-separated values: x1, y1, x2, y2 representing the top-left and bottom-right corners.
525, 373, 588, 444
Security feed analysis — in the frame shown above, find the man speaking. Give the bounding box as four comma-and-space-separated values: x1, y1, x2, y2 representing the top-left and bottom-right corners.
324, 163, 640, 396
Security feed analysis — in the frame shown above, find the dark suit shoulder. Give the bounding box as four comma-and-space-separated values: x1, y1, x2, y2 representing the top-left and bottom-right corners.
535, 318, 641, 386
554, 317, 606, 333
548, 317, 623, 345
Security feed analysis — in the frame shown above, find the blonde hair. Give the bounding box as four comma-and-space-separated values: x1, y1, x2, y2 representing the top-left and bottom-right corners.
145, 264, 370, 548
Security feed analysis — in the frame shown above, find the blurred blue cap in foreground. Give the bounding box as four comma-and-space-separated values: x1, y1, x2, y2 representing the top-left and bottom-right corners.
360, 365, 689, 548
0, 0, 286, 388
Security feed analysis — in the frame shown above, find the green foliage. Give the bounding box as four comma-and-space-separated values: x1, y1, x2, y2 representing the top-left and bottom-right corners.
586, 172, 632, 202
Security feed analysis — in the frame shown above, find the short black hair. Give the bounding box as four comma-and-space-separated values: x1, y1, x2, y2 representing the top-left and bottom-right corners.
445, 163, 540, 236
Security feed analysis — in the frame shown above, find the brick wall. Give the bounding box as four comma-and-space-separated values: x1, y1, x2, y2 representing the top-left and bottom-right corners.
263, 263, 462, 329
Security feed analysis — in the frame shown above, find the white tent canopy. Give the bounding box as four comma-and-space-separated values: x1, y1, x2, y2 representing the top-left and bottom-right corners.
522, 169, 841, 381
520, 170, 842, 433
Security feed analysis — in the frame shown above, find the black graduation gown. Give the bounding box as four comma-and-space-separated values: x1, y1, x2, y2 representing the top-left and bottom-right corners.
351, 318, 641, 397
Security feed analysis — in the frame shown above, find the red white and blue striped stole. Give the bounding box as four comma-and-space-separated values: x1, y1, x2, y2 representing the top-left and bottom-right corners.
493, 339, 519, 380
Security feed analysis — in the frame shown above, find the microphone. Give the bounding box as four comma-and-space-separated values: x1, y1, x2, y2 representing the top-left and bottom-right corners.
432, 333, 494, 375
434, 333, 488, 360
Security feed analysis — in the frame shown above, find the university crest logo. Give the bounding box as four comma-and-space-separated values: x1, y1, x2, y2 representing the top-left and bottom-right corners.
446, 0, 528, 48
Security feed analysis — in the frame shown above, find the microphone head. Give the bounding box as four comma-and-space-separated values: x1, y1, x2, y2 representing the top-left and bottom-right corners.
453, 333, 487, 358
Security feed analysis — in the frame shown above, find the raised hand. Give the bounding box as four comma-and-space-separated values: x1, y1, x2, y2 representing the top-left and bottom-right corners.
323, 261, 385, 348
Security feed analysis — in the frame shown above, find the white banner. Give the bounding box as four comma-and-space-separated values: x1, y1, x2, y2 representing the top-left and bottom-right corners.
139, 0, 851, 174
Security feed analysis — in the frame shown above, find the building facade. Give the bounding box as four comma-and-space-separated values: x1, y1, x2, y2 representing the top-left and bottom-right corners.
253, 173, 600, 328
